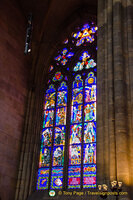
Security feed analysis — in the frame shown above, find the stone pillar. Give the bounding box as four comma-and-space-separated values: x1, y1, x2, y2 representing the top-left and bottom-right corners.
97, 0, 132, 199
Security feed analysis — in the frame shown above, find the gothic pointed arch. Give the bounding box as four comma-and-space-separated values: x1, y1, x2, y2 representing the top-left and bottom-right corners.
37, 21, 98, 190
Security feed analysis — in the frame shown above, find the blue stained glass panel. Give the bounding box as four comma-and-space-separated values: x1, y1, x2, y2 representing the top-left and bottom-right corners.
72, 87, 83, 105
44, 92, 55, 109
39, 147, 51, 167
69, 145, 81, 165
46, 85, 56, 94
43, 110, 54, 128
56, 107, 66, 125
83, 143, 96, 164
84, 103, 96, 122
52, 146, 64, 166
84, 122, 96, 143
85, 72, 96, 85
51, 167, 63, 189
37, 168, 49, 189
57, 91, 67, 107
58, 82, 67, 91
83, 165, 96, 188
71, 105, 82, 124
70, 124, 82, 144
54, 126, 66, 146
68, 166, 81, 189
42, 128, 52, 146
73, 75, 83, 88
85, 85, 96, 103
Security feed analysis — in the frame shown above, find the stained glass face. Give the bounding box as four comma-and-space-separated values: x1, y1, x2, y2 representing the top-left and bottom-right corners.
72, 87, 83, 105
70, 124, 82, 144
71, 105, 82, 123
68, 166, 81, 189
57, 91, 67, 107
43, 110, 54, 128
83, 165, 96, 188
83, 143, 96, 164
42, 128, 52, 146
45, 92, 55, 109
85, 85, 96, 102
84, 103, 96, 122
39, 147, 51, 167
52, 146, 64, 166
84, 122, 96, 143
69, 145, 81, 165
56, 107, 66, 125
37, 168, 49, 189
51, 167, 63, 189
54, 126, 66, 146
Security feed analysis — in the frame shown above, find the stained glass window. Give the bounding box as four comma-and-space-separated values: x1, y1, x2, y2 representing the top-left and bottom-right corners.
37, 21, 97, 190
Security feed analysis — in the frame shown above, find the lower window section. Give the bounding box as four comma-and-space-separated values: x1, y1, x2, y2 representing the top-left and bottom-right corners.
68, 166, 81, 189
83, 165, 96, 188
50, 167, 63, 189
37, 168, 49, 189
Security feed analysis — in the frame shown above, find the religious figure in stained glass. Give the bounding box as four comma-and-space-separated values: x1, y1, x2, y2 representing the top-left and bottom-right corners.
57, 91, 67, 107
84, 103, 96, 121
53, 146, 64, 166
73, 75, 83, 88
56, 107, 66, 125
83, 143, 96, 164
72, 87, 83, 105
69, 145, 81, 165
43, 110, 54, 127
42, 128, 52, 146
54, 126, 66, 146
71, 105, 82, 123
85, 85, 96, 102
39, 147, 51, 167
70, 124, 82, 144
45, 92, 55, 109
84, 122, 96, 143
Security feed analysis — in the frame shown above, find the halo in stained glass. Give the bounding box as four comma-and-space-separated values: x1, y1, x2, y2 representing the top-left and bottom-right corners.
52, 146, 64, 166
72, 87, 83, 105
43, 109, 54, 128
73, 75, 83, 88
69, 145, 81, 165
57, 91, 67, 107
85, 85, 96, 103
70, 124, 82, 144
68, 166, 81, 189
83, 143, 96, 164
37, 168, 49, 189
71, 105, 82, 124
84, 122, 96, 143
84, 103, 96, 122
41, 128, 52, 146
56, 107, 66, 125
51, 167, 63, 189
83, 165, 96, 188
39, 147, 51, 167
85, 72, 96, 85
54, 126, 66, 146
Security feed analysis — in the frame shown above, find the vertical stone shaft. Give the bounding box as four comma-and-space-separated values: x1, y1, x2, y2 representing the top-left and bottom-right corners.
113, 0, 129, 185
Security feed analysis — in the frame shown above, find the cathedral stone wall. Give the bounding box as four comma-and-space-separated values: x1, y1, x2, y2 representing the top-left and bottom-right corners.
0, 0, 30, 199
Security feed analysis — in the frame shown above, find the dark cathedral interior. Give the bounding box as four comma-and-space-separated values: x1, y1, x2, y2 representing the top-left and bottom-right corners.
0, 0, 133, 200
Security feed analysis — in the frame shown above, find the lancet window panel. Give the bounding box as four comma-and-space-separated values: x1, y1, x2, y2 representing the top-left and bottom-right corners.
37, 21, 97, 190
